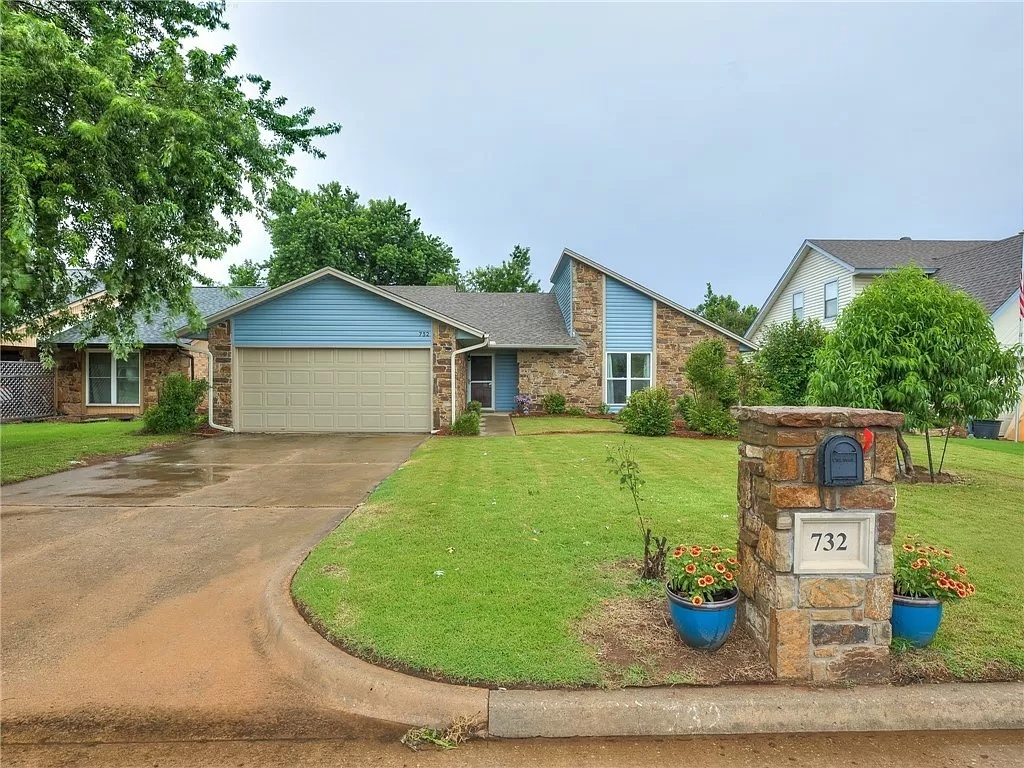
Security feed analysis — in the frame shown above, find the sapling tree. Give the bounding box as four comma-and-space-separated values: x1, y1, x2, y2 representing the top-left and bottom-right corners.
808, 266, 1022, 480
606, 443, 668, 581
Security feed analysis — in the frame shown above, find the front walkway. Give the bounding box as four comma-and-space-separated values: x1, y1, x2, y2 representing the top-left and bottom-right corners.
480, 412, 515, 436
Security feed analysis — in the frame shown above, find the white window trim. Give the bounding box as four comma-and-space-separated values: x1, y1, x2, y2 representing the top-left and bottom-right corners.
792, 291, 804, 320
86, 349, 141, 406
605, 351, 653, 406
824, 281, 838, 319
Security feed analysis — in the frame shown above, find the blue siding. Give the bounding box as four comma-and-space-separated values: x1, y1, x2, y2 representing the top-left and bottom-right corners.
605, 276, 653, 351
494, 352, 519, 411
552, 260, 573, 332
232, 277, 433, 347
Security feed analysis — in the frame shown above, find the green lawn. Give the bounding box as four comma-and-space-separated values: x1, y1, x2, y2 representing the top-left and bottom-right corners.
511, 416, 624, 435
0, 420, 191, 484
293, 433, 1024, 687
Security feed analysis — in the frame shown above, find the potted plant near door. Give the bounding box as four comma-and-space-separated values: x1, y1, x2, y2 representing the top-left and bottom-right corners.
892, 536, 975, 647
665, 545, 740, 651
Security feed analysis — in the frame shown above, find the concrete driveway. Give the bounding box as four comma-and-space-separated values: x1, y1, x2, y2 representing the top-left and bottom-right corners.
0, 433, 423, 741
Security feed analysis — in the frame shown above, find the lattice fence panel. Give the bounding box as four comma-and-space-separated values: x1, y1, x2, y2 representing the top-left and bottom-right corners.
0, 361, 55, 421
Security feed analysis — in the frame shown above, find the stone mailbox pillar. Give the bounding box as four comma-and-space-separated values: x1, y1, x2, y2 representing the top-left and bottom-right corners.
733, 406, 905, 683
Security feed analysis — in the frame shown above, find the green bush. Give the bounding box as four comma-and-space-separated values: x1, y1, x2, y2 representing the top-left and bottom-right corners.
541, 392, 567, 415
685, 339, 738, 408
565, 407, 586, 417
598, 402, 611, 416
466, 400, 483, 415
618, 387, 674, 436
684, 398, 738, 437
142, 373, 207, 433
450, 411, 480, 436
757, 317, 827, 405
676, 394, 696, 422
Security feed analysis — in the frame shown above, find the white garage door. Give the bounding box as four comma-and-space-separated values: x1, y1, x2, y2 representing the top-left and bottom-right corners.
237, 348, 431, 433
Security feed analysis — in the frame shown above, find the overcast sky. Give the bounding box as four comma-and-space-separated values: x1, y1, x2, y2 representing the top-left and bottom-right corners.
197, 1, 1023, 310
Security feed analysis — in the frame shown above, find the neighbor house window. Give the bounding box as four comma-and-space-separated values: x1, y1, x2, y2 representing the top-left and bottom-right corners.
824, 281, 838, 319
606, 353, 651, 406
87, 351, 140, 405
792, 291, 804, 321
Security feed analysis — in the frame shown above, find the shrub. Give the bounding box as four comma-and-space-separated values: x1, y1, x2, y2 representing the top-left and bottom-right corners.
618, 387, 673, 436
676, 394, 696, 422
684, 398, 738, 437
685, 339, 738, 408
565, 406, 586, 417
466, 400, 483, 415
598, 402, 611, 416
541, 392, 567, 414
757, 317, 828, 405
735, 355, 773, 406
513, 394, 533, 415
450, 411, 480, 436
142, 373, 207, 433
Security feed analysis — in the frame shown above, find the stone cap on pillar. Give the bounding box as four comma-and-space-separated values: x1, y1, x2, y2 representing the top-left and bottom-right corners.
732, 406, 905, 430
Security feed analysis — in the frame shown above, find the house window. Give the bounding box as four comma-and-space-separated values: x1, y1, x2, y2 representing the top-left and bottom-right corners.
87, 351, 141, 405
824, 281, 838, 319
606, 352, 651, 406
792, 291, 804, 321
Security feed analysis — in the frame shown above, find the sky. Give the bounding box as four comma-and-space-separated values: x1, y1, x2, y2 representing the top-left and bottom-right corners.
197, 1, 1024, 310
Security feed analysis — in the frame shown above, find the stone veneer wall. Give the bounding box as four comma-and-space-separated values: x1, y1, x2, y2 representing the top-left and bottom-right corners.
208, 321, 233, 427
518, 259, 604, 410
734, 406, 903, 684
656, 303, 740, 398
432, 321, 455, 429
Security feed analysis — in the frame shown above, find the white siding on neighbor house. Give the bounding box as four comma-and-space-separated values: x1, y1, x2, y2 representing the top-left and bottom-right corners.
753, 248, 853, 343
852, 274, 875, 297
990, 291, 1024, 439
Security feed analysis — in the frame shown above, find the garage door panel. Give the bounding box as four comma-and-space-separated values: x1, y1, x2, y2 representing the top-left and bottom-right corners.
237, 347, 430, 433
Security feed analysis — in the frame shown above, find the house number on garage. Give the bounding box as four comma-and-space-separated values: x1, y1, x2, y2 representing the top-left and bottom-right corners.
793, 512, 875, 574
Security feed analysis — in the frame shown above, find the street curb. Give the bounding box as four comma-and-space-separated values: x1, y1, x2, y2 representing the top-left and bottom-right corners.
258, 548, 490, 730
488, 682, 1024, 737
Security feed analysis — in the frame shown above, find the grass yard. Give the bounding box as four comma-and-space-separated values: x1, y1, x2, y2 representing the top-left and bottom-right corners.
512, 416, 624, 435
0, 420, 191, 484
293, 432, 1024, 687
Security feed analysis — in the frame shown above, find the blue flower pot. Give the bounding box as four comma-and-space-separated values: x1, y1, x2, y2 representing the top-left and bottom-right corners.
891, 594, 943, 647
665, 585, 738, 651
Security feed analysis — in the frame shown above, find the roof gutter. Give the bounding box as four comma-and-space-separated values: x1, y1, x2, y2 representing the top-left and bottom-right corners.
177, 340, 233, 433
451, 335, 490, 422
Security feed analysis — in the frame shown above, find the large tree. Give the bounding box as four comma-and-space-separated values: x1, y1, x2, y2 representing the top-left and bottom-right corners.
808, 266, 1022, 479
463, 244, 540, 293
227, 259, 267, 287
264, 183, 460, 287
694, 283, 759, 337
1, 0, 338, 357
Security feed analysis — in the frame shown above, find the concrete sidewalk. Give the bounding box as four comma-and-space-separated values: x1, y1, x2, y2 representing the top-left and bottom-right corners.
261, 557, 1024, 737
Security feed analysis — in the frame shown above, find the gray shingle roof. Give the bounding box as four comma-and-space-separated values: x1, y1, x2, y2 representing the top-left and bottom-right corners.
931, 234, 1021, 314
809, 239, 992, 270
51, 286, 266, 345
383, 286, 576, 347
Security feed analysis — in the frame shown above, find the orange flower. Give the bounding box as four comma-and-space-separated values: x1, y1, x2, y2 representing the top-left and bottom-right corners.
673, 547, 684, 558
685, 563, 697, 574
957, 588, 968, 598
723, 572, 734, 581
942, 549, 952, 556
902, 544, 915, 551
692, 595, 704, 606
710, 545, 722, 553
916, 558, 930, 568
910, 562, 921, 570
690, 546, 703, 556
715, 563, 727, 573
917, 548, 928, 554
727, 557, 738, 565
967, 585, 976, 596
937, 578, 950, 588
705, 575, 716, 585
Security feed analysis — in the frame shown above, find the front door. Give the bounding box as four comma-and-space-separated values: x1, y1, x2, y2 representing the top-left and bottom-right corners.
468, 354, 494, 409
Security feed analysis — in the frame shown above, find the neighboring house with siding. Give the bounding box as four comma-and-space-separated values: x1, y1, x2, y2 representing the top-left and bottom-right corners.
748, 234, 1024, 438
172, 248, 754, 433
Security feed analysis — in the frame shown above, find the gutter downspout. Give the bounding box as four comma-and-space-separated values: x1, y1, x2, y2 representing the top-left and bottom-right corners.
177, 340, 233, 433
451, 334, 490, 423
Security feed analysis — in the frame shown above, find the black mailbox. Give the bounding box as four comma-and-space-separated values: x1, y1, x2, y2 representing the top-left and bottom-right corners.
817, 435, 864, 487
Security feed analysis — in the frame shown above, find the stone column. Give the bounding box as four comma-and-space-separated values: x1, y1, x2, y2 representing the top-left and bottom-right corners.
207, 320, 233, 428
733, 406, 904, 683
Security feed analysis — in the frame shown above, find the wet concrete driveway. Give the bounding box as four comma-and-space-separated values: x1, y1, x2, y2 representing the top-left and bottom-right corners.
0, 433, 423, 740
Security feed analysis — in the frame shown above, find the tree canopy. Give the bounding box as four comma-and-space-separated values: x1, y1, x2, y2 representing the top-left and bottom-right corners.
693, 283, 759, 337
227, 259, 267, 287
463, 244, 540, 293
1, 0, 338, 357
808, 266, 1022, 476
264, 183, 460, 288
756, 317, 829, 405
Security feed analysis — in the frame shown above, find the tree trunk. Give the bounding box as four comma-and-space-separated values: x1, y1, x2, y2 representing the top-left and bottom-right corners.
896, 429, 915, 479
924, 429, 935, 482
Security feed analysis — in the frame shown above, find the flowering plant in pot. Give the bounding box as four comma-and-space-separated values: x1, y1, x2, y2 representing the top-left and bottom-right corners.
665, 545, 740, 650
892, 536, 975, 647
